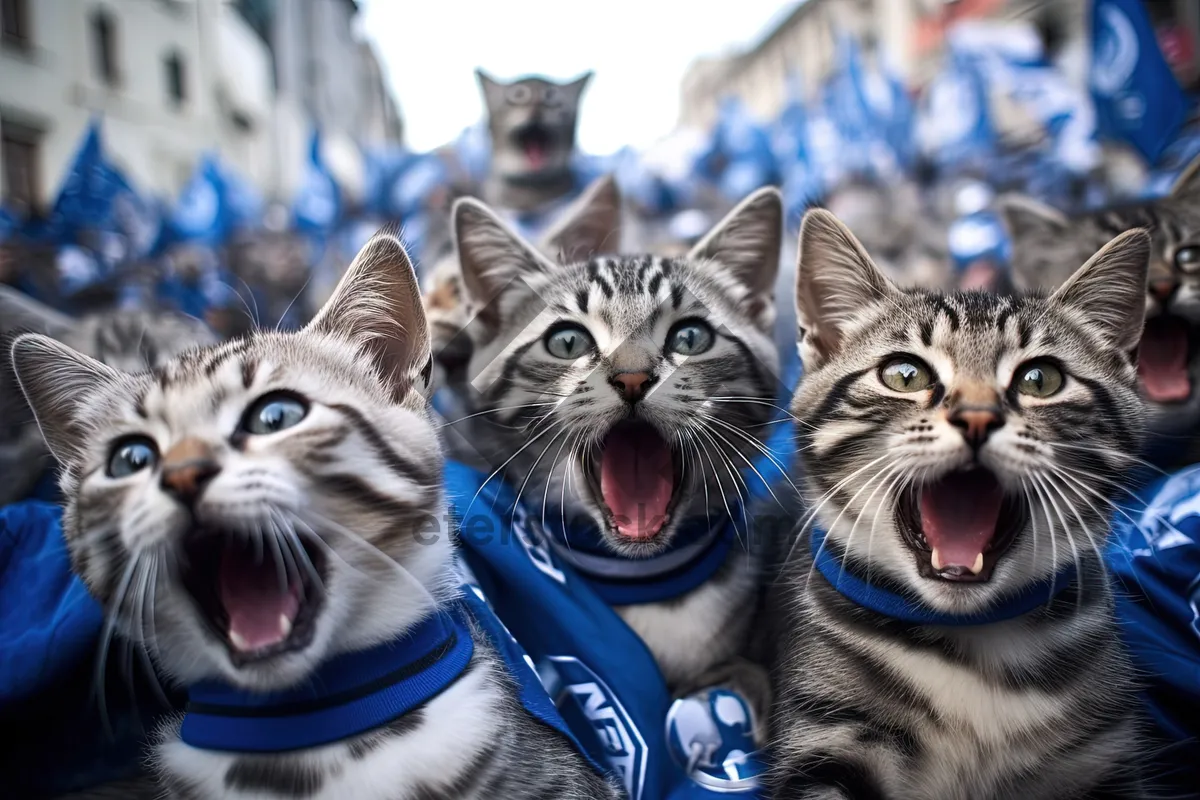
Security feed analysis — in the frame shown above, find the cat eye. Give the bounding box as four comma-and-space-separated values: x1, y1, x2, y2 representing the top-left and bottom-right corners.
541, 86, 560, 106
1013, 360, 1064, 398
506, 85, 533, 105
243, 393, 309, 435
1175, 246, 1200, 273
879, 357, 934, 393
545, 324, 595, 360
668, 320, 715, 356
107, 437, 158, 478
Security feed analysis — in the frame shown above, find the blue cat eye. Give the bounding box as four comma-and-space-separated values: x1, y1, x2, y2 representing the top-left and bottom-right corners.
243, 393, 309, 435
668, 320, 715, 356
545, 324, 595, 360
1175, 246, 1200, 272
107, 437, 158, 478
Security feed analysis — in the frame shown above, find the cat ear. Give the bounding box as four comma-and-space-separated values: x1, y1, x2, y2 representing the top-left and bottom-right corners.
538, 174, 621, 263
795, 208, 898, 368
995, 194, 1068, 242
305, 229, 433, 397
562, 71, 593, 102
1050, 228, 1151, 353
475, 68, 507, 109
453, 197, 555, 328
10, 333, 125, 464
0, 284, 78, 340
1169, 152, 1200, 198
688, 187, 783, 324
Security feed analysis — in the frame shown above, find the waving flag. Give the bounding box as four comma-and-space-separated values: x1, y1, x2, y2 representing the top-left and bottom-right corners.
1091, 0, 1192, 162
292, 130, 342, 234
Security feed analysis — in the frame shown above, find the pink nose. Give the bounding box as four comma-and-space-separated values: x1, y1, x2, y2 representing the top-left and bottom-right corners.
610, 372, 653, 402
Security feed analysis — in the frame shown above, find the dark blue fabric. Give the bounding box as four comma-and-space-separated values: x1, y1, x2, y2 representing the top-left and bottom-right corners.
1107, 465, 1200, 794
811, 526, 1077, 626
182, 604, 473, 753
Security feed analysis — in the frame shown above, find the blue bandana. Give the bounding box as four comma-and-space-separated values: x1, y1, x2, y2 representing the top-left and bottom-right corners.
810, 527, 1077, 626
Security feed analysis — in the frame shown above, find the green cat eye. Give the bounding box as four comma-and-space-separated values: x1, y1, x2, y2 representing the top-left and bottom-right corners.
107, 437, 158, 478
668, 320, 715, 356
1014, 361, 1064, 398
545, 324, 595, 360
243, 393, 309, 435
879, 357, 934, 393
1175, 246, 1200, 272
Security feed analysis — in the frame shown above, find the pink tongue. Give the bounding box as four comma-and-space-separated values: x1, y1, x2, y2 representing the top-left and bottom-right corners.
218, 543, 300, 652
1139, 318, 1191, 403
525, 142, 547, 169
599, 425, 674, 540
919, 471, 1003, 568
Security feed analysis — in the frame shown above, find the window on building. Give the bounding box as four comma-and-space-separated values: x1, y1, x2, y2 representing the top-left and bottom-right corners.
1, 0, 30, 49
1, 121, 42, 214
91, 8, 119, 87
164, 51, 186, 106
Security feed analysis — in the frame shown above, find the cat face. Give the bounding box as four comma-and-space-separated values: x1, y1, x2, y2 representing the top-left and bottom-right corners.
1000, 156, 1200, 438
452, 189, 783, 556
793, 209, 1149, 615
477, 69, 591, 183
10, 233, 444, 693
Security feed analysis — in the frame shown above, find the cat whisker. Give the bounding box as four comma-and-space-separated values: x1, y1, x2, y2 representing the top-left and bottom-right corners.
696, 411, 802, 499
93, 549, 142, 740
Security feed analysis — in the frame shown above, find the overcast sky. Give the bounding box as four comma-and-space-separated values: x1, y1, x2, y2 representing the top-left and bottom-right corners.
358, 1, 800, 154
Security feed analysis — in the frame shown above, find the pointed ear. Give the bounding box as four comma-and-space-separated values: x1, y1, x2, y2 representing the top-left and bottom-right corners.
1170, 152, 1200, 198
10, 333, 125, 464
453, 197, 554, 328
475, 68, 507, 109
538, 174, 621, 263
0, 284, 78, 340
796, 208, 899, 368
563, 70, 593, 102
1050, 228, 1151, 353
688, 187, 783, 323
305, 229, 432, 397
996, 194, 1068, 241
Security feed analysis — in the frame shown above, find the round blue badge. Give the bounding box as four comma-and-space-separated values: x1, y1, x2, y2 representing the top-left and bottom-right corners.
666, 687, 764, 792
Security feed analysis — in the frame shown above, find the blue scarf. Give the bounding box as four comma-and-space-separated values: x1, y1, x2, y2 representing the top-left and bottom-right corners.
810, 527, 1077, 626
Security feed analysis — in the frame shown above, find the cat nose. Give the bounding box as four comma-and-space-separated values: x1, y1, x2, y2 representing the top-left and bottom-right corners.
1149, 279, 1178, 303
610, 371, 655, 403
160, 438, 220, 505
948, 406, 1005, 449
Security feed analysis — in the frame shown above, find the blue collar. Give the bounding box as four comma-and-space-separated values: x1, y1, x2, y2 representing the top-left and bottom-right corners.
181, 602, 474, 753
539, 511, 738, 606
811, 527, 1078, 626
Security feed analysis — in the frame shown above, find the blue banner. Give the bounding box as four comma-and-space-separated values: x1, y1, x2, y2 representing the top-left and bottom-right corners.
292, 130, 342, 234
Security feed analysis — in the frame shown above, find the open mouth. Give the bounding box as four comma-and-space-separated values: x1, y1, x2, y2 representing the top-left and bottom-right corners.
181, 530, 328, 666
895, 469, 1025, 583
584, 421, 684, 543
1139, 315, 1193, 404
511, 123, 556, 170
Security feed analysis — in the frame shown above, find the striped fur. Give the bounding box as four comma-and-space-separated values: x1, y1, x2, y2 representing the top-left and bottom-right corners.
0, 284, 216, 506
11, 232, 616, 800
999, 154, 1200, 461
767, 209, 1152, 799
450, 188, 785, 689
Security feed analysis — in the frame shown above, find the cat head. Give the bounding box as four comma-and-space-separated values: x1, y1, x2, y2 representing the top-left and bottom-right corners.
999, 154, 1200, 439
10, 232, 445, 693
793, 208, 1149, 615
0, 286, 216, 506
477, 69, 591, 185
451, 188, 783, 556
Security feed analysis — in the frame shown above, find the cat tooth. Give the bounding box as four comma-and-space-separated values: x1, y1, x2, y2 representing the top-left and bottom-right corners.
229, 630, 251, 652
970, 552, 985, 575
279, 614, 293, 638
931, 548, 945, 571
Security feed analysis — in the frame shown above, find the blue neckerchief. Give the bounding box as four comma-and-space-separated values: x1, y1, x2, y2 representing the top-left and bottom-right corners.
181, 603, 474, 753
811, 527, 1077, 626
540, 512, 738, 606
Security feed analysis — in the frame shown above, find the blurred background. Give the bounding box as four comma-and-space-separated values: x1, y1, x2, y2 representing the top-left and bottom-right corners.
0, 0, 1198, 333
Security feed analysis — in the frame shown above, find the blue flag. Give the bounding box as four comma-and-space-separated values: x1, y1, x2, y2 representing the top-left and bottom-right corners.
292, 130, 342, 234
1091, 0, 1191, 162
47, 118, 133, 240
172, 154, 228, 246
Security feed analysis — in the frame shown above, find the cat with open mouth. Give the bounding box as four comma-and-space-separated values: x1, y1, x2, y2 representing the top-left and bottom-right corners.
11, 231, 617, 799
767, 209, 1153, 799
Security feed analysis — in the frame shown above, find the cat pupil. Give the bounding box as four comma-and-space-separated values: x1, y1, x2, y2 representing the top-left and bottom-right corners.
1025, 368, 1044, 390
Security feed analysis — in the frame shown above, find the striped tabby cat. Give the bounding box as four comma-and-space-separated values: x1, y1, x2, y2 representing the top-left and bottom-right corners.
0, 285, 216, 506
450, 187, 785, 689
768, 209, 1151, 799
999, 155, 1200, 464
11, 232, 617, 800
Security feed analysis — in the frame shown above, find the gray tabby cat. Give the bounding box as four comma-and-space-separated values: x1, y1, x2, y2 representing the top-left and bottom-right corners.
11, 232, 618, 800
451, 187, 784, 689
0, 285, 216, 506
998, 155, 1200, 464
768, 209, 1150, 799
477, 69, 591, 213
